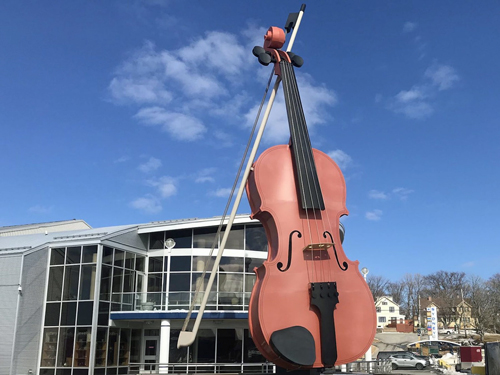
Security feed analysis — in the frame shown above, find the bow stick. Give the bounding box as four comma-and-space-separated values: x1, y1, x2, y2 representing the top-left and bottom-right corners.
178, 4, 306, 348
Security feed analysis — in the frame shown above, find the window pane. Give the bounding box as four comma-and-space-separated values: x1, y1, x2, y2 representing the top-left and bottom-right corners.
82, 245, 97, 263
74, 327, 91, 367
103, 246, 113, 265
100, 266, 112, 301
245, 257, 263, 273
95, 328, 107, 367
119, 329, 130, 365
66, 247, 82, 264
219, 257, 244, 272
169, 330, 188, 363
61, 302, 77, 325
169, 274, 190, 292
244, 329, 265, 363
170, 256, 191, 272
107, 328, 119, 366
195, 329, 215, 363
125, 252, 135, 270
50, 248, 65, 265
150, 231, 164, 249
112, 268, 123, 302
45, 303, 61, 326
63, 265, 80, 300
217, 329, 242, 362
148, 257, 163, 273
123, 270, 135, 293
192, 256, 215, 272
114, 250, 124, 267
223, 225, 244, 250
98, 302, 110, 326
130, 329, 142, 364
193, 227, 218, 248
245, 225, 267, 251
147, 274, 162, 292
135, 256, 145, 272
40, 328, 58, 367
79, 265, 96, 300
77, 301, 94, 326
164, 229, 192, 249
58, 327, 75, 367
47, 267, 64, 301
244, 274, 256, 293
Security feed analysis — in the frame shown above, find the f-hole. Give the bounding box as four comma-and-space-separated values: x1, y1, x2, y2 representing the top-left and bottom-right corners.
277, 230, 301, 272
323, 231, 348, 271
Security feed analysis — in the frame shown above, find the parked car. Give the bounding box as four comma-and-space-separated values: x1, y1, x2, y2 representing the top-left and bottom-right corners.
377, 350, 405, 360
388, 352, 429, 370
438, 328, 455, 334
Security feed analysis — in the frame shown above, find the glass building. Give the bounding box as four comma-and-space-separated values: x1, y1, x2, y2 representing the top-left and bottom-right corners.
0, 215, 271, 375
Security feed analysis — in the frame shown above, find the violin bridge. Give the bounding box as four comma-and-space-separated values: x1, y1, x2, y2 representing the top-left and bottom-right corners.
303, 243, 332, 261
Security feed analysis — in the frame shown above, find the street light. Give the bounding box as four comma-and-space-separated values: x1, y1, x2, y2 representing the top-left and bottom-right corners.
361, 266, 372, 368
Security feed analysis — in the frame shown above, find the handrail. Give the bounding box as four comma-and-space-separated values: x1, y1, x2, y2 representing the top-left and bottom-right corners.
127, 361, 276, 374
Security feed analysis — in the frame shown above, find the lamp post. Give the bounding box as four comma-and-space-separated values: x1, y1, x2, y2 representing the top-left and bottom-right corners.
361, 267, 372, 371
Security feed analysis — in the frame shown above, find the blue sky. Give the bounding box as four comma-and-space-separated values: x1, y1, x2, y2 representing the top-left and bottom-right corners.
1, 1, 499, 281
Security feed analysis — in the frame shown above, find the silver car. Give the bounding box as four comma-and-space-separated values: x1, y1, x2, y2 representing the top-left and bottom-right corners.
388, 353, 428, 370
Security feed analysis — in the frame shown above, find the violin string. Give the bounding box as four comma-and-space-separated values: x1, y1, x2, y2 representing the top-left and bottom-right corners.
286, 61, 326, 283
281, 61, 314, 284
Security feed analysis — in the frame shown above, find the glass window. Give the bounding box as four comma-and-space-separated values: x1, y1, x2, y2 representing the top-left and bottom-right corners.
130, 329, 142, 364
50, 248, 65, 265
40, 328, 58, 367
74, 327, 91, 367
103, 247, 113, 265
79, 265, 96, 300
379, 317, 386, 323
193, 227, 218, 248
244, 329, 265, 363
57, 327, 75, 367
63, 265, 80, 300
112, 268, 123, 302
192, 256, 215, 273
135, 256, 145, 272
164, 229, 192, 249
82, 245, 98, 263
98, 302, 110, 326
147, 274, 162, 292
123, 269, 135, 293
244, 274, 256, 293
376, 307, 381, 312
96, 334, 107, 368
107, 328, 119, 366
119, 329, 130, 365
389, 307, 395, 312
219, 257, 244, 272
66, 247, 82, 264
47, 267, 64, 301
191, 273, 217, 306
245, 225, 267, 251
150, 231, 164, 249
125, 252, 135, 270
217, 329, 242, 362
170, 256, 191, 272
223, 225, 244, 250
169, 330, 188, 363
194, 329, 215, 363
114, 250, 124, 267
100, 265, 112, 301
77, 301, 94, 326
61, 302, 77, 325
45, 303, 61, 326
148, 257, 163, 273
169, 274, 190, 292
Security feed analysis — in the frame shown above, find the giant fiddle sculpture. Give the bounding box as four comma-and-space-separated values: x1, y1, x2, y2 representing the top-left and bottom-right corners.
178, 5, 376, 370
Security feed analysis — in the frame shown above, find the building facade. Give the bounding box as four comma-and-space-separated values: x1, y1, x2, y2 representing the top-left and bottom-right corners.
0, 216, 272, 375
374, 296, 405, 328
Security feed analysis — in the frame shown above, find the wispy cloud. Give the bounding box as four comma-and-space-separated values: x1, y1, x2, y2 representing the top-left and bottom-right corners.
138, 157, 162, 173
114, 156, 130, 163
130, 175, 177, 214
365, 209, 383, 221
28, 205, 53, 214
194, 168, 216, 183
403, 22, 417, 33
327, 149, 353, 170
129, 195, 162, 214
210, 188, 232, 198
147, 176, 177, 198
392, 187, 414, 201
368, 190, 389, 200
388, 63, 460, 119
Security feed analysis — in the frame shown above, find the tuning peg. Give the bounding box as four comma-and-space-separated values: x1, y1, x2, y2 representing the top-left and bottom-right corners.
252, 46, 265, 57
258, 52, 272, 66
291, 54, 304, 68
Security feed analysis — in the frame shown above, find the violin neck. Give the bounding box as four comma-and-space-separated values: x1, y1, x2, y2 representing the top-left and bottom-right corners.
281, 60, 325, 211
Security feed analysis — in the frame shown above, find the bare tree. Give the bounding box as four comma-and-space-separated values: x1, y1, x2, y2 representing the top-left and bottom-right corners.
367, 275, 389, 301
398, 273, 425, 321
465, 275, 494, 341
487, 273, 500, 333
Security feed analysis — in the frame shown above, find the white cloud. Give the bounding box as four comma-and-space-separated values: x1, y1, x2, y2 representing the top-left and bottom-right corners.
28, 205, 53, 214
138, 157, 162, 173
130, 195, 162, 214
392, 187, 414, 200
195, 168, 216, 183
210, 188, 232, 198
424, 64, 460, 91
368, 190, 388, 200
403, 22, 417, 33
388, 63, 459, 119
108, 77, 173, 105
134, 107, 206, 141
147, 176, 177, 198
327, 149, 353, 170
365, 209, 383, 221
114, 156, 130, 163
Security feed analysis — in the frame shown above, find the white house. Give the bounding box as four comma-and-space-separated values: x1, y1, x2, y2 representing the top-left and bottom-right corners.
375, 296, 406, 328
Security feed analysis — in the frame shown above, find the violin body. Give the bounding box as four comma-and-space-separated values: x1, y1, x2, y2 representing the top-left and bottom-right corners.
246, 145, 376, 369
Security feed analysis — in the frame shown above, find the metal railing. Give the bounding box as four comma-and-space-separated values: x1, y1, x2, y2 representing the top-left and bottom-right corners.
112, 292, 252, 312
127, 362, 275, 374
